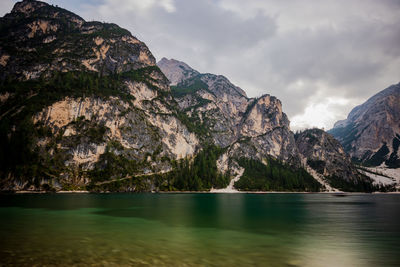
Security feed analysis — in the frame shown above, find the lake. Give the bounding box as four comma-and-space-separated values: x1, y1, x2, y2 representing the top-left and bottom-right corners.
0, 193, 399, 266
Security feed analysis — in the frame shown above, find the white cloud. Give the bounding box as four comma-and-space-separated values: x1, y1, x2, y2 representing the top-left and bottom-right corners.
290, 97, 352, 131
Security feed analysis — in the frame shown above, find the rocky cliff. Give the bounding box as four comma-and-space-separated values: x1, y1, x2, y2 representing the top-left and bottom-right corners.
0, 1, 155, 80
329, 83, 400, 168
158, 58, 300, 171
157, 58, 200, 86
295, 129, 375, 191
0, 0, 199, 191
158, 59, 375, 191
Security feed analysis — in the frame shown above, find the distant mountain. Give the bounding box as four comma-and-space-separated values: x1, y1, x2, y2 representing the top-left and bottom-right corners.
329, 83, 400, 168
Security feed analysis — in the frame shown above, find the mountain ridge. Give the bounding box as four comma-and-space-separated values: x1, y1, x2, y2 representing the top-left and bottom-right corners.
158, 58, 377, 192
329, 82, 400, 168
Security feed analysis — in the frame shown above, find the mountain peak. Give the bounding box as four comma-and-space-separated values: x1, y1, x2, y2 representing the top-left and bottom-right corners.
157, 58, 199, 85
9, 0, 85, 26
157, 58, 248, 98
11, 0, 46, 15
1, 1, 155, 81
295, 128, 365, 190
329, 82, 400, 167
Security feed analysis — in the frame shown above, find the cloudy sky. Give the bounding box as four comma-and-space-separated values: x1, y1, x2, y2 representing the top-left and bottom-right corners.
2, 0, 400, 130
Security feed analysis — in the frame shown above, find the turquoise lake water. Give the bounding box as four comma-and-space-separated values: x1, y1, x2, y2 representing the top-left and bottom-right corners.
0, 193, 399, 266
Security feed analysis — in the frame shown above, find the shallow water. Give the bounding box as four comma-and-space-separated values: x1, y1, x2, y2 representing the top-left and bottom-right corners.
0, 193, 399, 266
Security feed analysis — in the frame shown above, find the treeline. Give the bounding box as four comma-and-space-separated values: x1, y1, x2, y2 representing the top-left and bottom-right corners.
161, 145, 230, 191
324, 175, 395, 192
88, 145, 231, 192
234, 157, 322, 192
0, 67, 164, 122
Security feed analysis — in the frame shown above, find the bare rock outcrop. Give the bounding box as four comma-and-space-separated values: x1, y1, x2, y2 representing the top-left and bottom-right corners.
158, 58, 301, 173
330, 83, 400, 168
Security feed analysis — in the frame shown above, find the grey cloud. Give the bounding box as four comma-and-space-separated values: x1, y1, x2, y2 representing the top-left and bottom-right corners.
156, 1, 277, 51
0, 0, 15, 16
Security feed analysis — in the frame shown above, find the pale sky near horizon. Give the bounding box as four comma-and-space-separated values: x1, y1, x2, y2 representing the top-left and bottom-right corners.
1, 0, 399, 130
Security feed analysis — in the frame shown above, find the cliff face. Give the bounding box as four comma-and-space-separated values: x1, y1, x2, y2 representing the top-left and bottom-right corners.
295, 129, 373, 191
159, 58, 378, 191
0, 1, 155, 81
158, 58, 300, 173
157, 58, 199, 86
329, 83, 400, 168
0, 0, 198, 191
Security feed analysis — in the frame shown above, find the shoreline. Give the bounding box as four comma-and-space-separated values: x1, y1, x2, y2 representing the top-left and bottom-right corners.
3, 190, 399, 194
11, 190, 90, 194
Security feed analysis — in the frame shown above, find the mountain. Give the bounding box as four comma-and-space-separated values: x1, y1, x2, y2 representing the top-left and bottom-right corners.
158, 58, 298, 160
0, 0, 199, 191
295, 128, 375, 191
157, 58, 200, 86
158, 59, 299, 163
158, 58, 376, 192
0, 0, 156, 80
0, 1, 378, 192
329, 83, 400, 168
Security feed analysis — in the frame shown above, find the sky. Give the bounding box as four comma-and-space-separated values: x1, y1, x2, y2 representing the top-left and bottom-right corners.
1, 0, 400, 130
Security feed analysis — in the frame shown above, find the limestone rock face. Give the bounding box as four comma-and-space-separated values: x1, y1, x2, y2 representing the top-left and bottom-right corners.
157, 57, 199, 86
0, 1, 198, 191
158, 58, 301, 172
296, 129, 361, 182
158, 58, 376, 191
0, 0, 155, 81
329, 83, 400, 167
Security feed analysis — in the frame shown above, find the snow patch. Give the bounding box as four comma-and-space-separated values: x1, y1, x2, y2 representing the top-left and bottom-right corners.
361, 166, 400, 189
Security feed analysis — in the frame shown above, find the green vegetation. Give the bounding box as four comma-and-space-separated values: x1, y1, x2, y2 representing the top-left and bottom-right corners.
170, 75, 220, 140
365, 143, 389, 167
294, 129, 321, 144
324, 174, 393, 192
0, 66, 163, 186
0, 66, 166, 123
87, 174, 154, 192
88, 151, 139, 184
171, 75, 209, 98
386, 136, 400, 168
165, 145, 230, 191
67, 116, 107, 144
234, 158, 322, 192
307, 159, 325, 174
85, 22, 131, 38
0, 117, 71, 190
174, 111, 209, 138
87, 144, 230, 192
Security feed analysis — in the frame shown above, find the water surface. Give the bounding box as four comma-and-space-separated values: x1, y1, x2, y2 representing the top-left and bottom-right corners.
0, 193, 399, 266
